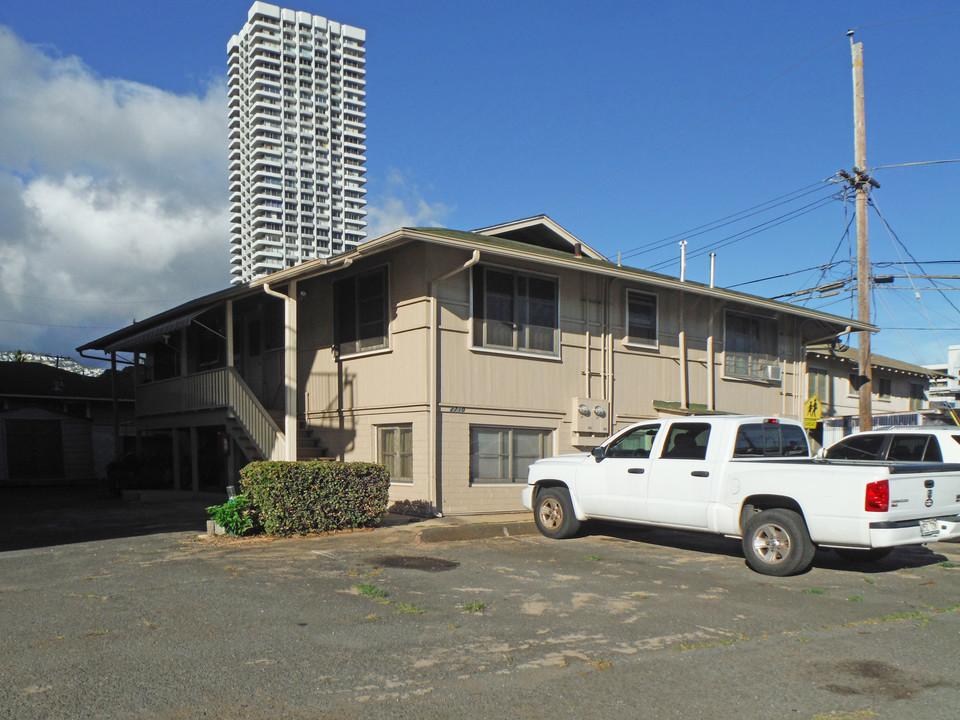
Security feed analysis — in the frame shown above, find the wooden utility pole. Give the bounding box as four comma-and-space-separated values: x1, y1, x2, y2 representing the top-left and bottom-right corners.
849, 30, 872, 431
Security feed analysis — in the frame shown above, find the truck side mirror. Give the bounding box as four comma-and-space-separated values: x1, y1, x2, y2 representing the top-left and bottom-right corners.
591, 446, 606, 462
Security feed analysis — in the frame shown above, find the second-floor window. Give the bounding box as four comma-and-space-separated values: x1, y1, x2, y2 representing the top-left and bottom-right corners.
473, 266, 558, 355
625, 290, 657, 347
334, 266, 388, 356
724, 310, 779, 382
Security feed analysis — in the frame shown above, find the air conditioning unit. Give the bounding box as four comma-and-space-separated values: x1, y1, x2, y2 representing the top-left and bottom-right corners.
765, 364, 782, 381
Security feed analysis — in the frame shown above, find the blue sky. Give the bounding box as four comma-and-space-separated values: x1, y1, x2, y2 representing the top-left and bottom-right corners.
1, 0, 958, 368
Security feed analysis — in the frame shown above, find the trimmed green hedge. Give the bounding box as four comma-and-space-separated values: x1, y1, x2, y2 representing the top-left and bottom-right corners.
239, 460, 390, 535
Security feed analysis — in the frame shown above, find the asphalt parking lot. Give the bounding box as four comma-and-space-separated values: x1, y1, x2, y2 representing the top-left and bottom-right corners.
2, 487, 960, 719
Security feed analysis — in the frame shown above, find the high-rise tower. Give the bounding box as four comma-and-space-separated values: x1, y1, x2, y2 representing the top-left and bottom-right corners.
228, 2, 367, 284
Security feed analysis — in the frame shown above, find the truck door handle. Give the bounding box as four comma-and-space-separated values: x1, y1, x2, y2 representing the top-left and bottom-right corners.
691, 471, 709, 477
628, 468, 645, 474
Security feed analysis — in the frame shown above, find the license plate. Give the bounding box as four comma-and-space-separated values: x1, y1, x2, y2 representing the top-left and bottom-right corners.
920, 519, 939, 537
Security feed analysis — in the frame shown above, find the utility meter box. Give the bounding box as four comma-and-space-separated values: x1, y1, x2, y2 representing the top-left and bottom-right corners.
572, 398, 610, 435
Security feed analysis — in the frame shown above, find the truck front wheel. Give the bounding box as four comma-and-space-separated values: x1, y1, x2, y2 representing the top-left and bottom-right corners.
533, 487, 581, 539
742, 508, 815, 576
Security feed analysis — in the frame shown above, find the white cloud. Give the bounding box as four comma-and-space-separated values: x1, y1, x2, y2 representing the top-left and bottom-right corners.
0, 27, 452, 362
0, 26, 228, 358
365, 168, 454, 237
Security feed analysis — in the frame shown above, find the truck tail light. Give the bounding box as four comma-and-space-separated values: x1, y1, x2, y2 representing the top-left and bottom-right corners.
865, 479, 889, 512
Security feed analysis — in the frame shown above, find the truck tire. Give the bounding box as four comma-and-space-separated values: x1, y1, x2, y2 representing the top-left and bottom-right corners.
533, 487, 581, 539
742, 508, 815, 576
834, 547, 893, 564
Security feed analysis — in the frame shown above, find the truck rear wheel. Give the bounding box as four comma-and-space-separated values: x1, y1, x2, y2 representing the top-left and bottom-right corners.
533, 487, 580, 539
742, 508, 815, 576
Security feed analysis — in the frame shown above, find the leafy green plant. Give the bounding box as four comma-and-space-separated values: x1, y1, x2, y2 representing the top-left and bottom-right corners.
206, 496, 254, 536
240, 460, 389, 535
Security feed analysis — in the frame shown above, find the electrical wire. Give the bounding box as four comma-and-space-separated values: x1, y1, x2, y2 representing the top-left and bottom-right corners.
618, 180, 837, 261
645, 193, 840, 272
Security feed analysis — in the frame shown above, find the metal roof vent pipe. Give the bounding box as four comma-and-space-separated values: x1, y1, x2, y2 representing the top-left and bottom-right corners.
679, 240, 688, 282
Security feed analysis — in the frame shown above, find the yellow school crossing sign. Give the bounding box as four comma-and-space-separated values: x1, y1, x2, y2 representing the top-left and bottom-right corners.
804, 395, 822, 430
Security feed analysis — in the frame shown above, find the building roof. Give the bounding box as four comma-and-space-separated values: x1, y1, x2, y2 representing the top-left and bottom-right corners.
806, 344, 945, 378
472, 215, 607, 260
0, 362, 134, 401
79, 216, 877, 355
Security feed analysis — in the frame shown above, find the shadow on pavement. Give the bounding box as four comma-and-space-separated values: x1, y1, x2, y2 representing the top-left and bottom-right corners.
0, 486, 224, 552
582, 520, 955, 574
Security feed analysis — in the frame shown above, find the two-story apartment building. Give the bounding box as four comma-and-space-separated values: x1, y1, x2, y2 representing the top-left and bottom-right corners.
78, 217, 875, 514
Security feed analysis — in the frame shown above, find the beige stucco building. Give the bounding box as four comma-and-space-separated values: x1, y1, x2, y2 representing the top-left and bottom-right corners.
79, 217, 875, 514
805, 343, 948, 447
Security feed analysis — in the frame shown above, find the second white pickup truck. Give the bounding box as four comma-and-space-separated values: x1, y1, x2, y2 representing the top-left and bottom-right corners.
521, 415, 960, 576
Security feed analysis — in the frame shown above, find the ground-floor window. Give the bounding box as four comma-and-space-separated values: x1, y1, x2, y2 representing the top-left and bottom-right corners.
378, 424, 413, 482
469, 425, 552, 484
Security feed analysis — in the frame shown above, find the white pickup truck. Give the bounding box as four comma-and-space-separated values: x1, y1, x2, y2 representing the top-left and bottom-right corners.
521, 415, 960, 576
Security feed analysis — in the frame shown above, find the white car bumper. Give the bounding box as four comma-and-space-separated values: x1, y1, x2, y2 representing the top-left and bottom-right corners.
521, 485, 534, 511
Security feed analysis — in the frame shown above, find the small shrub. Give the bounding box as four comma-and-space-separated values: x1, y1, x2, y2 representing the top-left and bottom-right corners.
206, 496, 254, 536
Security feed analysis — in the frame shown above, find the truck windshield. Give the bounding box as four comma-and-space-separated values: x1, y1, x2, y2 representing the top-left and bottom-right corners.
734, 423, 809, 458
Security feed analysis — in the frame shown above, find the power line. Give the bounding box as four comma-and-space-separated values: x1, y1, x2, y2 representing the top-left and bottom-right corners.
646, 193, 839, 272
726, 260, 850, 289
0, 317, 117, 330
872, 159, 960, 171
618, 180, 836, 261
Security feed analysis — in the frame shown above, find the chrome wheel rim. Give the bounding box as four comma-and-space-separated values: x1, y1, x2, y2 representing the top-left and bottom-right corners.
751, 523, 791, 564
538, 498, 563, 530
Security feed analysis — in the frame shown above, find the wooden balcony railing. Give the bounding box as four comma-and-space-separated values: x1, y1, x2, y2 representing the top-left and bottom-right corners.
136, 368, 285, 460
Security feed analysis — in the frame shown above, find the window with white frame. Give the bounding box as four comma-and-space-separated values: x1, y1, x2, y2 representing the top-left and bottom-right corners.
807, 367, 829, 402
469, 426, 552, 484
378, 425, 412, 482
625, 290, 657, 347
334, 266, 388, 355
723, 310, 779, 381
473, 266, 558, 355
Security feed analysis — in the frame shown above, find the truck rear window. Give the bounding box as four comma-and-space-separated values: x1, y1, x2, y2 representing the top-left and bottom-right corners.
734, 423, 809, 458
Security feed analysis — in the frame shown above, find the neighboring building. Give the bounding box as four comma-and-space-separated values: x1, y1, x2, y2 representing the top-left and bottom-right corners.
229, 1, 366, 285
805, 344, 948, 447
0, 361, 134, 485
925, 344, 960, 408
79, 216, 874, 514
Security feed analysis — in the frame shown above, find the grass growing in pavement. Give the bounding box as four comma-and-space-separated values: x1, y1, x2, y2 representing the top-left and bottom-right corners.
355, 583, 389, 602
394, 603, 424, 615
459, 601, 486, 613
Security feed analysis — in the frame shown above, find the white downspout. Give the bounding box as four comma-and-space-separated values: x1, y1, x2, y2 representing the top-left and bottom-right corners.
707, 253, 715, 411
263, 281, 298, 461
678, 242, 688, 410
429, 251, 481, 513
